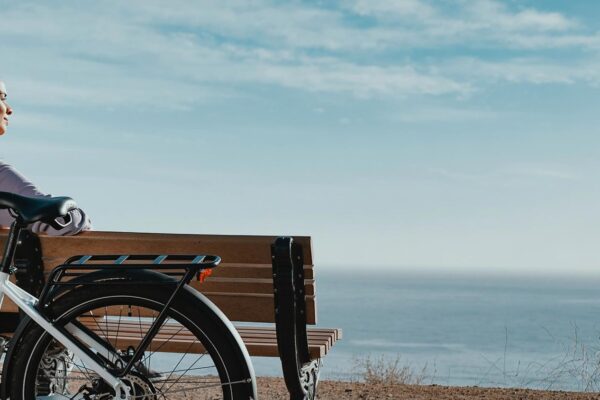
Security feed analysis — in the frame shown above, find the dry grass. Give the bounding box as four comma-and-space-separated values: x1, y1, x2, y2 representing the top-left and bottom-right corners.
353, 354, 429, 386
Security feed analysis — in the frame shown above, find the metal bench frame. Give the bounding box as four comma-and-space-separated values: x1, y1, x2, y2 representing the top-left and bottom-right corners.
272, 237, 321, 399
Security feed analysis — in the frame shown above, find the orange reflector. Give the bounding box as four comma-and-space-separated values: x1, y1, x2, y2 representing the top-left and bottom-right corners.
198, 268, 212, 282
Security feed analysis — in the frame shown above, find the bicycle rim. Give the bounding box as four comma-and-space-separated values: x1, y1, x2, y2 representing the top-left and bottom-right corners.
21, 294, 242, 399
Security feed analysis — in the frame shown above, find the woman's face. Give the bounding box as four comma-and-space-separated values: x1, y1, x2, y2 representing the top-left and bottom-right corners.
0, 82, 13, 136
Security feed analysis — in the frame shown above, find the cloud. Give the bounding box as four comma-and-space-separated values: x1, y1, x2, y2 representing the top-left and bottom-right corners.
253, 60, 470, 97
446, 57, 600, 85
0, 2, 473, 105
465, 0, 577, 33
352, 0, 436, 19
341, 0, 577, 38
0, 0, 599, 109
127, 0, 592, 51
347, 0, 584, 49
508, 9, 575, 32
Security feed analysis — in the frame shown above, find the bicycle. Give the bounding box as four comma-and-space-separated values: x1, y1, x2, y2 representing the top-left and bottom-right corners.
0, 192, 258, 399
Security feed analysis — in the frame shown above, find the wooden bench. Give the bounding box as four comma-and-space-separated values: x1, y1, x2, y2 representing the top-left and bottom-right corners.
0, 231, 341, 399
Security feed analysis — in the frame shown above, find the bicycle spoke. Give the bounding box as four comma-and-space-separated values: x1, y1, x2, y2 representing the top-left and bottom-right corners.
158, 338, 199, 393
114, 306, 123, 356
140, 325, 187, 363
28, 298, 244, 399
86, 312, 108, 344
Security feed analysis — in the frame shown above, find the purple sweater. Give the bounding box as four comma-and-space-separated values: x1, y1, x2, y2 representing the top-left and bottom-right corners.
0, 161, 91, 235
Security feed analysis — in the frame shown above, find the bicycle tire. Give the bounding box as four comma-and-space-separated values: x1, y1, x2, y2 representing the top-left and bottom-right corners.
8, 280, 257, 399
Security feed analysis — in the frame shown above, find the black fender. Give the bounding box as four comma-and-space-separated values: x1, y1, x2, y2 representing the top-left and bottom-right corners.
1, 268, 257, 399
183, 282, 258, 397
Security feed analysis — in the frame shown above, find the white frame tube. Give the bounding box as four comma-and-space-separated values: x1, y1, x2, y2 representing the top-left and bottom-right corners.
0, 272, 130, 398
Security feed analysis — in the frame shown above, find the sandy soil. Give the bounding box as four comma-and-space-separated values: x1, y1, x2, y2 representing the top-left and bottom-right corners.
256, 377, 600, 399
81, 375, 600, 399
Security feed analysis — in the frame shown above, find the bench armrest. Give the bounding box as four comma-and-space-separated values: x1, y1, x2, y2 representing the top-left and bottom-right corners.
272, 237, 320, 400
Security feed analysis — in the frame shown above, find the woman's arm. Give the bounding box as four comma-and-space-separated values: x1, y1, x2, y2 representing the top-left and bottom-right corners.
0, 161, 92, 236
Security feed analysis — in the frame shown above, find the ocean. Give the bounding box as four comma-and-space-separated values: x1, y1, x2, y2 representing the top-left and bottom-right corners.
250, 270, 600, 391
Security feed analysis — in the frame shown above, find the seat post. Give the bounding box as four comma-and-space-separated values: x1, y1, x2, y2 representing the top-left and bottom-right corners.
1, 220, 25, 274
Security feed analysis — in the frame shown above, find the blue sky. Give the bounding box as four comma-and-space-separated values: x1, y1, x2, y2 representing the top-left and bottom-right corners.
1, 1, 600, 274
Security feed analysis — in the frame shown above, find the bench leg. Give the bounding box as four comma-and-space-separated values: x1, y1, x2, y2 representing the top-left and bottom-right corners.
299, 359, 321, 400
272, 237, 320, 400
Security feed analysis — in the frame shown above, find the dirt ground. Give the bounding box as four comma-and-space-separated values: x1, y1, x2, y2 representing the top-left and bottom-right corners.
256, 377, 600, 399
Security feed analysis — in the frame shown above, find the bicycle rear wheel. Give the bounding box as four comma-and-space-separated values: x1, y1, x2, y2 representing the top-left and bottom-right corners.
8, 282, 256, 399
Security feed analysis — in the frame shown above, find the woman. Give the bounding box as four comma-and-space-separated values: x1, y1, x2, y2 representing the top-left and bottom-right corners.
0, 81, 90, 389
0, 80, 91, 234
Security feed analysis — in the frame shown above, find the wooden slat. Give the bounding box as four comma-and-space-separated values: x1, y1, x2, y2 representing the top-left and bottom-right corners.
35, 271, 316, 296
205, 293, 316, 324
5, 291, 315, 326
89, 322, 337, 352
190, 278, 315, 296
79, 320, 338, 359
35, 231, 313, 265
86, 321, 336, 350
1, 294, 317, 325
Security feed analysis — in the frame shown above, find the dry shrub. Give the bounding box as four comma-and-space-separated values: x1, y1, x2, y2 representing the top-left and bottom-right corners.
354, 354, 428, 386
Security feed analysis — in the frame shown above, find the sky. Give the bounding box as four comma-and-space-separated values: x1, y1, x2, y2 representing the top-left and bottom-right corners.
1, 0, 600, 275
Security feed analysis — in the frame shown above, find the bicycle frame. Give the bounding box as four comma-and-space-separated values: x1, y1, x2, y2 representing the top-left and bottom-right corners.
0, 220, 221, 399
0, 271, 131, 394
0, 222, 132, 397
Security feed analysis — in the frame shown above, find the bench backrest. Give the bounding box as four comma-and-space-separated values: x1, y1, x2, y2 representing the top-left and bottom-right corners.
0, 231, 317, 324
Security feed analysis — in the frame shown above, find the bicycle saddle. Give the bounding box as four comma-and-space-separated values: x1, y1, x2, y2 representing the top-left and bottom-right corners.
0, 191, 77, 224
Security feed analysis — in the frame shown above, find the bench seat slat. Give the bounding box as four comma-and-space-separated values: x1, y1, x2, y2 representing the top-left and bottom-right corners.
86, 321, 337, 340
88, 321, 337, 351
80, 320, 338, 360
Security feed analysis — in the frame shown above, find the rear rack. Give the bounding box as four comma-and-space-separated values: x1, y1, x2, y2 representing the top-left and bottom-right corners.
38, 254, 221, 308
63, 254, 220, 268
